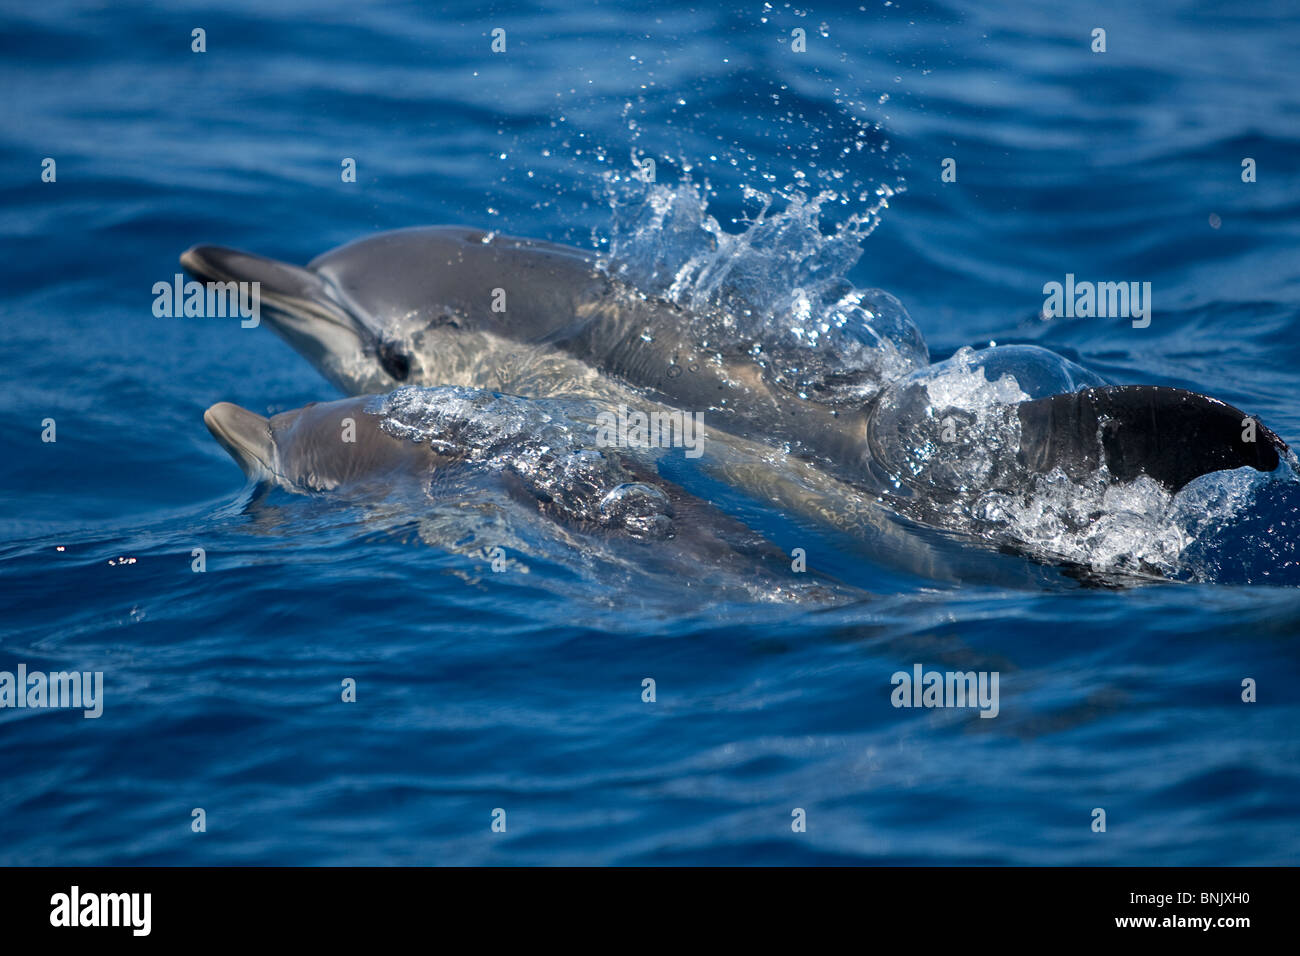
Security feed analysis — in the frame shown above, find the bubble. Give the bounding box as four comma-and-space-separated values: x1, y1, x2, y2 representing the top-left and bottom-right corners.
599, 482, 674, 537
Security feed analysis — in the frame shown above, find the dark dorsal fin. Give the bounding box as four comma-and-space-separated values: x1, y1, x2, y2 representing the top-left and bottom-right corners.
1016, 385, 1287, 492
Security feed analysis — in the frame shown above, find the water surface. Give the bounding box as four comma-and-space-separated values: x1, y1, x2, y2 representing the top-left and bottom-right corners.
1, 0, 1298, 864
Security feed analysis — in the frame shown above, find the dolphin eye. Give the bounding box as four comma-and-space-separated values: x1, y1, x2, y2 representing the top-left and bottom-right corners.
377, 342, 412, 382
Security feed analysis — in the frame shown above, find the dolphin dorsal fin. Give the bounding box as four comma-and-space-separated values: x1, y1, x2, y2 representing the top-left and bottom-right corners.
1016, 385, 1287, 492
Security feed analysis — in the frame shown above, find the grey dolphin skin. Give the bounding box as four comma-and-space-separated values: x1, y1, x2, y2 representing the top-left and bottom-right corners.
183, 227, 1290, 502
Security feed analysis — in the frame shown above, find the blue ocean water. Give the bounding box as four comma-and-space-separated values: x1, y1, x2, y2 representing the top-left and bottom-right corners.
2, 0, 1299, 864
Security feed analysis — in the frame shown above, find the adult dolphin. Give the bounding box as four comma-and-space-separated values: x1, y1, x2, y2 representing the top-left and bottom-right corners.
182, 227, 1291, 502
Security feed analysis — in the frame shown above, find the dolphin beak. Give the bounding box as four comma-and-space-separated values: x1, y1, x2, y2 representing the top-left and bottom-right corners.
204, 402, 276, 478
180, 244, 360, 331
181, 245, 375, 388
1016, 385, 1291, 492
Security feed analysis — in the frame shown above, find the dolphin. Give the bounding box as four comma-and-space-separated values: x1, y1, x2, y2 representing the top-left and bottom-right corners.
183, 227, 1290, 499
203, 386, 853, 600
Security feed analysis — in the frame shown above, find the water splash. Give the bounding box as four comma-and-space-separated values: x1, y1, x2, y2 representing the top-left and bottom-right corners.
365, 387, 674, 537
597, 174, 927, 402
867, 346, 1281, 578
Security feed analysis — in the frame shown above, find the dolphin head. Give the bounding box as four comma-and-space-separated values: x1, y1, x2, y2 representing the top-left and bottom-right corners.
204, 401, 278, 480
204, 395, 437, 492
182, 243, 409, 395
182, 227, 600, 396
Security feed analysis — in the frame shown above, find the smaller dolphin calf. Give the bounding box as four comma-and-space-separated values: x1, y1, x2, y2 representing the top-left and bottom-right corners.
204, 387, 848, 600
205, 388, 686, 534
